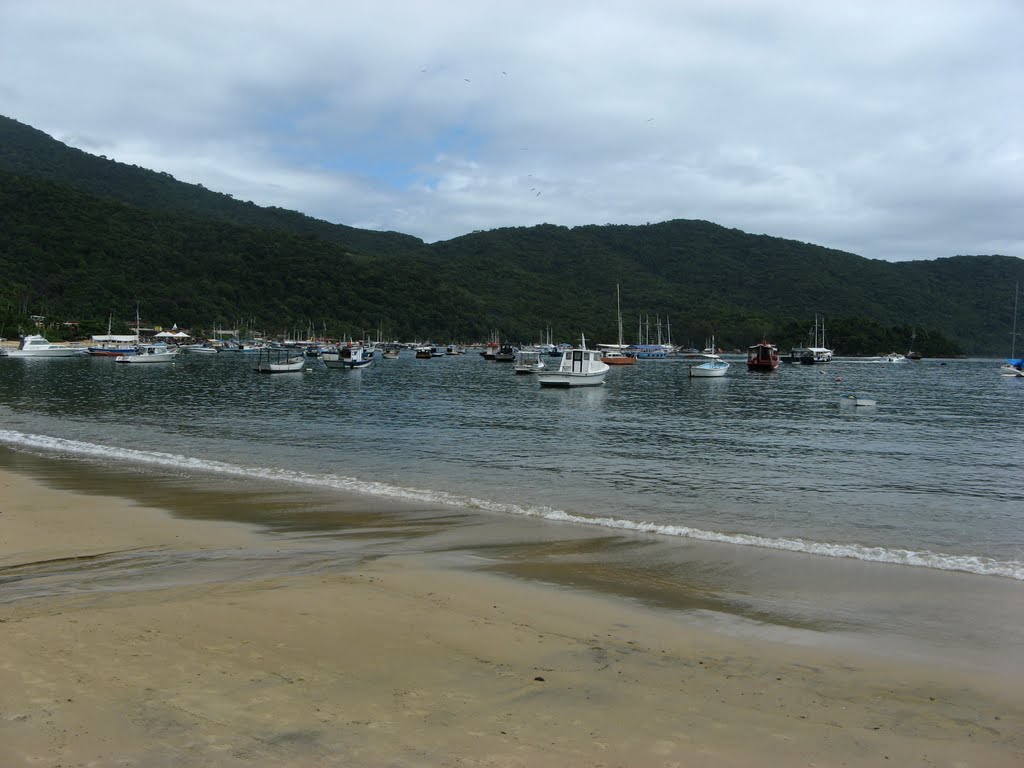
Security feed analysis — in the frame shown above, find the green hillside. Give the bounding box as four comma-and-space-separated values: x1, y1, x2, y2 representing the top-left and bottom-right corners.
1, 115, 1021, 355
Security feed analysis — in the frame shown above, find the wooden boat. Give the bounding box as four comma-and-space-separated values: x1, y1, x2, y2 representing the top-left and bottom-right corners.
746, 341, 780, 371
253, 348, 306, 373
536, 336, 609, 387
322, 344, 373, 369
493, 344, 517, 362
115, 343, 179, 364
601, 284, 637, 366
513, 348, 546, 374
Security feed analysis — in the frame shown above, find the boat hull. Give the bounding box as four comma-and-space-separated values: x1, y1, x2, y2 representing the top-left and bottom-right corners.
689, 362, 729, 377
536, 371, 607, 387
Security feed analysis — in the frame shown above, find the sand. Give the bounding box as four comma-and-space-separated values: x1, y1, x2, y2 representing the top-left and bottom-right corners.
1, 467, 1021, 767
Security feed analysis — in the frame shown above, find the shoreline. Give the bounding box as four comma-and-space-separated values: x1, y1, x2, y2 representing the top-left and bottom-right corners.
1, 462, 1022, 766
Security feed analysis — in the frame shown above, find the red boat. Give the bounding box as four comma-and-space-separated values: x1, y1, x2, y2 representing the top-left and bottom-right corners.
746, 341, 780, 371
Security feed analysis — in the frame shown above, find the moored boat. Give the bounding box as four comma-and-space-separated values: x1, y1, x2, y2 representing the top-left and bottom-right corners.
746, 341, 780, 371
688, 337, 729, 377
513, 348, 546, 374
1, 334, 86, 358
253, 348, 306, 373
322, 344, 374, 369
536, 336, 610, 387
115, 343, 179, 364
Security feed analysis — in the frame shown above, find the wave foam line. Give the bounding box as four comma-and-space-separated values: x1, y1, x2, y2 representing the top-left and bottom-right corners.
3, 429, 1022, 581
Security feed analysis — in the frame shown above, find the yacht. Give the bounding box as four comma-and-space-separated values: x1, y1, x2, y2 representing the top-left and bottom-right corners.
1, 335, 85, 357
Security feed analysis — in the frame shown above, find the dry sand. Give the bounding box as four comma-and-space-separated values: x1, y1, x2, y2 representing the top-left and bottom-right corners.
1, 468, 1021, 767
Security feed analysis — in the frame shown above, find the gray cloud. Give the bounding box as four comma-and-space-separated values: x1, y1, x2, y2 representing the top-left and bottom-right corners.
1, 0, 1021, 261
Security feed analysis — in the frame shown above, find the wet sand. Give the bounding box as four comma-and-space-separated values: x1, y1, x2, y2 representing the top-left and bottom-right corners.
1, 463, 1022, 767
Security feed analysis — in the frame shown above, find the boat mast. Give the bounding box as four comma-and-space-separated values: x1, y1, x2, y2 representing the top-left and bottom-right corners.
616, 284, 624, 347
1012, 282, 1020, 359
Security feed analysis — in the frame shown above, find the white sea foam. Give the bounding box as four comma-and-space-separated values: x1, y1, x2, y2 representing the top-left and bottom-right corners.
3, 429, 1022, 581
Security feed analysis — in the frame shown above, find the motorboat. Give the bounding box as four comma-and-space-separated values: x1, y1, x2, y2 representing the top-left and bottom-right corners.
746, 341, 780, 371
322, 344, 374, 369
880, 352, 907, 363
115, 343, 179, 363
1, 334, 86, 357
536, 336, 610, 387
513, 348, 546, 374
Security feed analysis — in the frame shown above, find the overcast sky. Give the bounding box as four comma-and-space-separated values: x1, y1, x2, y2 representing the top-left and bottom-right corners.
1, 0, 1021, 262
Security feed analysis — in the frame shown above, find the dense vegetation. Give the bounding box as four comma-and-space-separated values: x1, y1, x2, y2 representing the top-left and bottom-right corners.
1, 115, 1021, 355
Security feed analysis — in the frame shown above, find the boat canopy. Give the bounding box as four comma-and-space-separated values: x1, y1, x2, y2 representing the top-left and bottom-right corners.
91, 334, 139, 343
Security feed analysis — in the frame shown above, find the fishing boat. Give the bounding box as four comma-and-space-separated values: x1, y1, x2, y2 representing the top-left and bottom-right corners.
414, 346, 435, 359
746, 341, 780, 371
513, 348, 546, 374
688, 335, 730, 377
381, 344, 401, 359
493, 343, 517, 362
536, 336, 610, 387
0, 334, 86, 357
253, 347, 306, 373
115, 343, 179, 364
322, 344, 374, 369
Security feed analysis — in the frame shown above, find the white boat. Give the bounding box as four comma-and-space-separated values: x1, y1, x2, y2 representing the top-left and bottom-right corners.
322, 344, 373, 369
879, 352, 907, 363
253, 348, 306, 373
839, 394, 876, 407
536, 336, 609, 387
115, 343, 179, 364
0, 334, 86, 357
688, 335, 730, 377
999, 283, 1022, 377
791, 315, 833, 363
513, 348, 546, 374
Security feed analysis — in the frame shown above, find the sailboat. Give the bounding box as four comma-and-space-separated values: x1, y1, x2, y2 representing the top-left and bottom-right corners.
794, 314, 833, 364
1000, 283, 1023, 377
906, 328, 923, 361
601, 284, 637, 366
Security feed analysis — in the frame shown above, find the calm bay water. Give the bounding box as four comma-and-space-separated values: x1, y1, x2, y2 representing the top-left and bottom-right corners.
2, 349, 1022, 581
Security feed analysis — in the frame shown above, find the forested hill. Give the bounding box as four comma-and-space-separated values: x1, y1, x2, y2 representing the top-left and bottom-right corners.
0, 115, 424, 257
1, 114, 1021, 355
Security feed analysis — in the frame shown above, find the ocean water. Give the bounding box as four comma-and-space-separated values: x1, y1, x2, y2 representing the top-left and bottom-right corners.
1, 349, 1022, 582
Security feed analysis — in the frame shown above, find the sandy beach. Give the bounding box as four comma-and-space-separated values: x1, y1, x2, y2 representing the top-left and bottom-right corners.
1, 465, 1021, 767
